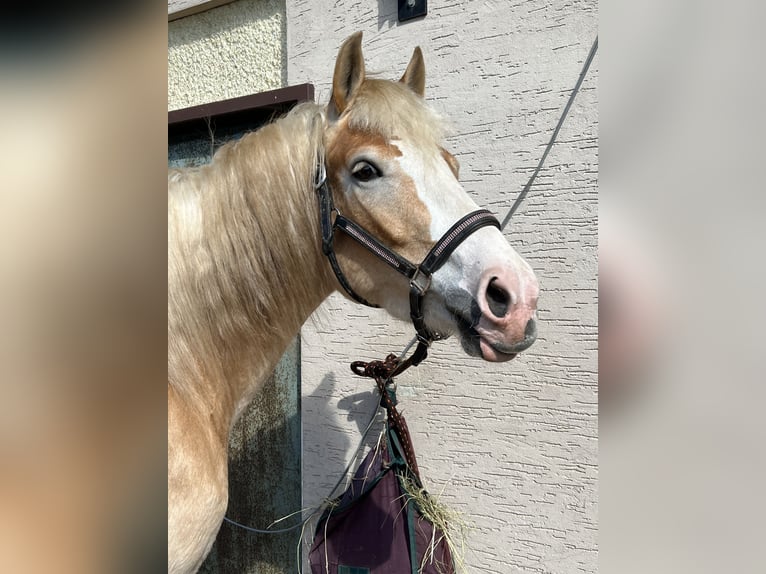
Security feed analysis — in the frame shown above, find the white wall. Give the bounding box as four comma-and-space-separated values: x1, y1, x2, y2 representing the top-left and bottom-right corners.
290, 2, 598, 572
168, 0, 285, 110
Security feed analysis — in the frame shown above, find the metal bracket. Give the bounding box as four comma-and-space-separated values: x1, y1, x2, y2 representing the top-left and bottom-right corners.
398, 0, 427, 22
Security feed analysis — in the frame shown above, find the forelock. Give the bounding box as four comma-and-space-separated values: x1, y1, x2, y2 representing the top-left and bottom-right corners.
344, 79, 446, 147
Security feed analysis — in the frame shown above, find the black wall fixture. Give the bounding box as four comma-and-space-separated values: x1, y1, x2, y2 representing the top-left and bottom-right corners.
398, 0, 427, 22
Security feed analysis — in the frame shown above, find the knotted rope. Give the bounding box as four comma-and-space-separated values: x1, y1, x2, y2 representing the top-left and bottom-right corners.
351, 354, 421, 480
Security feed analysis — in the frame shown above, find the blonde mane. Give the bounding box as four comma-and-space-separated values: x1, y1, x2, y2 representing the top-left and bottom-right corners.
168, 102, 333, 406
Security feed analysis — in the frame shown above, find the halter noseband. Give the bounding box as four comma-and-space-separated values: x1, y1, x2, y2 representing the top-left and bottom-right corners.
315, 162, 500, 368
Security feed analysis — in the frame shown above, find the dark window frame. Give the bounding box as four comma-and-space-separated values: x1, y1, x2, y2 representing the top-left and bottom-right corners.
168, 83, 315, 143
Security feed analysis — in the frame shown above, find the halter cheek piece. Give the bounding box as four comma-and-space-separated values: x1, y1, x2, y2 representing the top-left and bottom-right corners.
315, 162, 500, 369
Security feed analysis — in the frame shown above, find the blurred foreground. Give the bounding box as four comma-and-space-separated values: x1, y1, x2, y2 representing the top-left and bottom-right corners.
601, 0, 765, 572
0, 5, 167, 573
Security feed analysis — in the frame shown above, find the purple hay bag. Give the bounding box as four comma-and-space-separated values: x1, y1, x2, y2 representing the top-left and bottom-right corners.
309, 433, 454, 574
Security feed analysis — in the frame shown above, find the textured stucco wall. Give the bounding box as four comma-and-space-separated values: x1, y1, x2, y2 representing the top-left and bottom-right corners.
168, 0, 285, 111
291, 2, 597, 573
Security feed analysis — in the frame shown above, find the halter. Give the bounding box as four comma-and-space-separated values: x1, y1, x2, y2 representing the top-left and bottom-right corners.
315, 162, 500, 369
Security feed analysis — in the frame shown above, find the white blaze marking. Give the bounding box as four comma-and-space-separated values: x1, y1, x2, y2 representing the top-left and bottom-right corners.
392, 139, 477, 241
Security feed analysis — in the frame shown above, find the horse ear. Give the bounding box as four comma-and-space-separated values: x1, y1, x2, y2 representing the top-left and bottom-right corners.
331, 31, 366, 116
400, 46, 425, 97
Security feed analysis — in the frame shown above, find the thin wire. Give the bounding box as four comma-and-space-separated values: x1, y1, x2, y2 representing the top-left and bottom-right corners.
500, 36, 598, 230
223, 515, 309, 535
224, 403, 382, 535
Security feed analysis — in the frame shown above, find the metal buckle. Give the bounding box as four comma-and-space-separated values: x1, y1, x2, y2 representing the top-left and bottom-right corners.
416, 333, 432, 347
409, 267, 431, 295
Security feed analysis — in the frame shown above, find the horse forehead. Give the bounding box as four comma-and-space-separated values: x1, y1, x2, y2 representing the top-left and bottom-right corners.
393, 137, 446, 166
392, 139, 479, 235
327, 127, 403, 161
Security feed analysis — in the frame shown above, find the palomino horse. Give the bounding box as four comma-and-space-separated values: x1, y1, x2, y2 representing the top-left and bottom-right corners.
168, 32, 539, 573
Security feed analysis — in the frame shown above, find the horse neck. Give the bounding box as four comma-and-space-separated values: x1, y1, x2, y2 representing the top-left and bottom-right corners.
169, 104, 334, 427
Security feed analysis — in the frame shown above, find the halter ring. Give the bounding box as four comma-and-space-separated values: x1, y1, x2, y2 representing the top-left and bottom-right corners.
409, 268, 431, 295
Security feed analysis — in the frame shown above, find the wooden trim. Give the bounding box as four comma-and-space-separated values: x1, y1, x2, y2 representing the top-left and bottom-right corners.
168, 84, 316, 145
168, 0, 237, 22
168, 84, 315, 126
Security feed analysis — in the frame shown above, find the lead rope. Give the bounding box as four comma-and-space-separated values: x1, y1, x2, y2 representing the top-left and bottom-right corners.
351, 353, 421, 479
223, 34, 598, 538
500, 35, 598, 231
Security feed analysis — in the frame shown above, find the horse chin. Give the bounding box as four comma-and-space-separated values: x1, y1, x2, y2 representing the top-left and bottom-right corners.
478, 338, 518, 362
458, 328, 518, 362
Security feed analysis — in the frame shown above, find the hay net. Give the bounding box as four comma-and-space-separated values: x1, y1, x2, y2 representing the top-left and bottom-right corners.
309, 382, 464, 574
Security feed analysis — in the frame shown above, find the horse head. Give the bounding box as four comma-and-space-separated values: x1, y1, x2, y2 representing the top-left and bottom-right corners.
322, 32, 539, 362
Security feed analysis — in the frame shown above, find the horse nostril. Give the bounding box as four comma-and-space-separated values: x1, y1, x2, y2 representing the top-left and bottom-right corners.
486, 277, 511, 318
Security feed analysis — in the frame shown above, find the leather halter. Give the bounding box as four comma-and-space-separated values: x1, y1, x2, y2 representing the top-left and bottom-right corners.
315, 162, 500, 369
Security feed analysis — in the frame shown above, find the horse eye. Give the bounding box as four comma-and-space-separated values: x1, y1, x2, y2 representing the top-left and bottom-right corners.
351, 162, 380, 182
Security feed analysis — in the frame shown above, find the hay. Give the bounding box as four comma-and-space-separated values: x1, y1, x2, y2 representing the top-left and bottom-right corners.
399, 474, 472, 574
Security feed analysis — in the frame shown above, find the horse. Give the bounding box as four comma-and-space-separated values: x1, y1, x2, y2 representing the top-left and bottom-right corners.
168, 31, 539, 574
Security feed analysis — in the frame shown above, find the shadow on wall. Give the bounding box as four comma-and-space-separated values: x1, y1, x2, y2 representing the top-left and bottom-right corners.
303, 372, 384, 492
299, 372, 387, 568
377, 0, 399, 30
